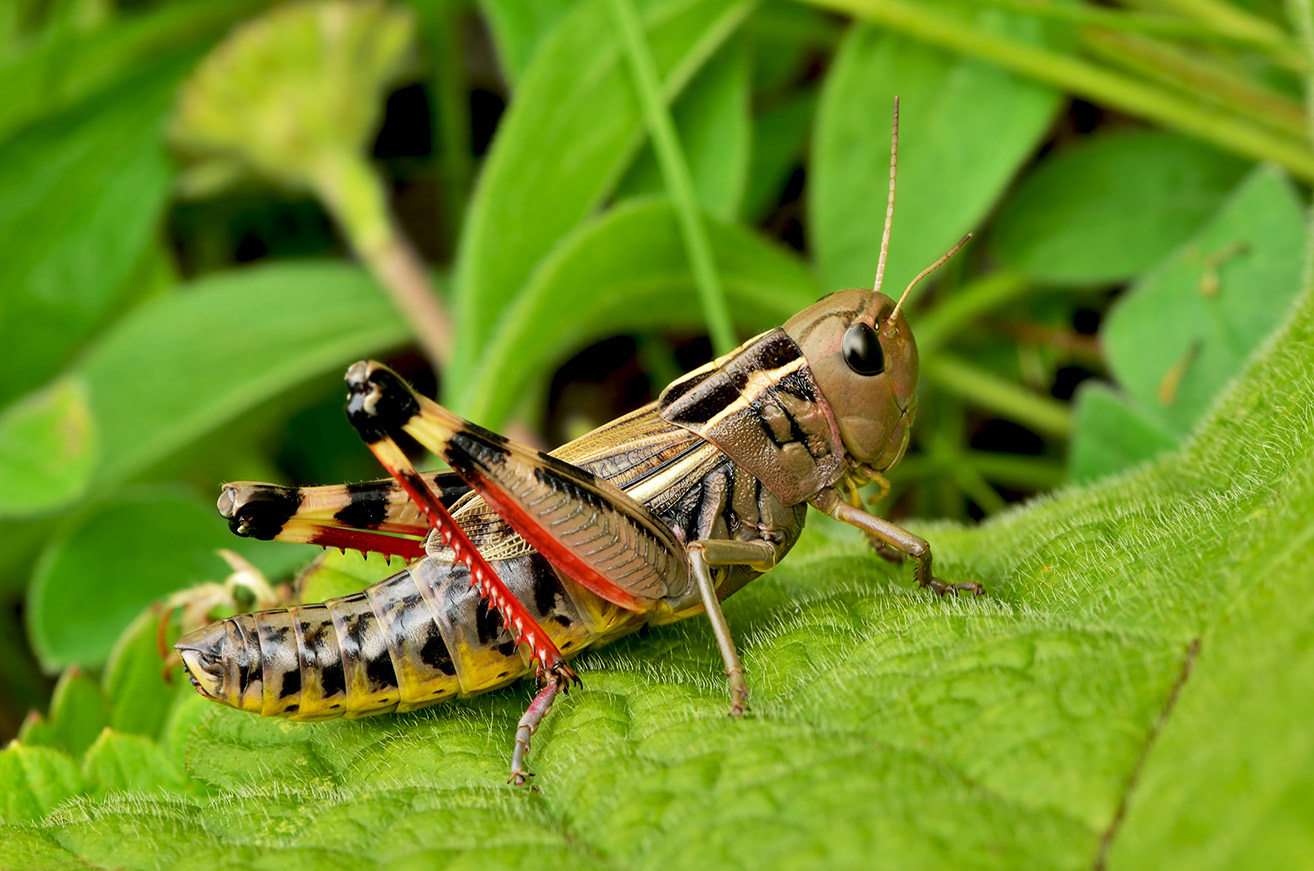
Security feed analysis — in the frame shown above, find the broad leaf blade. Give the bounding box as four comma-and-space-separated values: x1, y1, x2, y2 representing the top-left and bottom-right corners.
811, 9, 1061, 296
991, 130, 1249, 285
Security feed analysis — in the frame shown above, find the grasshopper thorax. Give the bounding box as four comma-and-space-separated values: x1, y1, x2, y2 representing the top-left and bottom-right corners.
783, 289, 917, 474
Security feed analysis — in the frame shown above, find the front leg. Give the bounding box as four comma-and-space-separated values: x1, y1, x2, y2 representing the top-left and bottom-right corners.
811, 487, 983, 596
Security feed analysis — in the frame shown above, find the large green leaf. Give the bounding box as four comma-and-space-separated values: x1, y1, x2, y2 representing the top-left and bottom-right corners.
810, 7, 1061, 297
0, 56, 183, 407
3, 214, 1311, 867
1070, 166, 1305, 481
448, 0, 752, 403
76, 262, 407, 493
990, 130, 1248, 285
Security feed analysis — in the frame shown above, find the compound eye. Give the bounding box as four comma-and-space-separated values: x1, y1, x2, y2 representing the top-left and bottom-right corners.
842, 322, 885, 376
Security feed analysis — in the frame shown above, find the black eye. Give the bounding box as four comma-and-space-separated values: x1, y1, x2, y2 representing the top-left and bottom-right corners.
842, 322, 885, 375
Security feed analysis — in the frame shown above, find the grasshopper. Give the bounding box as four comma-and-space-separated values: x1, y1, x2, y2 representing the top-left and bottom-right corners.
175, 99, 980, 784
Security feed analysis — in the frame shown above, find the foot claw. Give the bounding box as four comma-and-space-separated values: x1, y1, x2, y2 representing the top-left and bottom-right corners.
928, 578, 985, 596
508, 769, 534, 786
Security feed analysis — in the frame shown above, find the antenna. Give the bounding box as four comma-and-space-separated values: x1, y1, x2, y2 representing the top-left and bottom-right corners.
872, 96, 899, 296
887, 233, 972, 329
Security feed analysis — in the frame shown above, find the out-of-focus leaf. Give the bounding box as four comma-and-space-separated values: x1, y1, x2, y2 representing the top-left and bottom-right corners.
1068, 382, 1177, 484
170, 1, 416, 196
102, 611, 183, 740
39, 670, 107, 760
458, 197, 818, 426
811, 8, 1060, 296
478, 0, 578, 83
0, 378, 96, 519
743, 91, 814, 221
0, 57, 184, 407
26, 489, 307, 672
296, 549, 408, 605
75, 262, 408, 492
991, 131, 1248, 285
1102, 166, 1304, 434
0, 0, 261, 142
616, 36, 752, 221
449, 0, 753, 403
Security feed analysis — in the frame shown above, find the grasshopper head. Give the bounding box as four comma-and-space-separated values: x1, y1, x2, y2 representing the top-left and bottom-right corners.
783, 289, 918, 473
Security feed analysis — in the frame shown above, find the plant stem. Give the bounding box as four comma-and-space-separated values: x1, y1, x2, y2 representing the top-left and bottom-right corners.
801, 0, 1314, 180
1082, 27, 1308, 142
1291, 0, 1314, 145
924, 352, 1073, 438
317, 152, 452, 367
606, 0, 738, 356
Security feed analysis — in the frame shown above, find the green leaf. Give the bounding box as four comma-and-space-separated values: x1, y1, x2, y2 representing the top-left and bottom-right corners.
0, 57, 181, 407
616, 35, 752, 220
0, 0, 261, 142
478, 0, 578, 83
0, 377, 96, 519
457, 197, 818, 425
77, 262, 407, 492
81, 731, 185, 797
103, 611, 187, 740
1067, 382, 1177, 484
1101, 166, 1305, 434
742, 90, 815, 221
40, 670, 109, 760
449, 0, 752, 402
296, 549, 408, 605
0, 743, 85, 824
810, 10, 1061, 297
991, 130, 1249, 285
26, 489, 307, 672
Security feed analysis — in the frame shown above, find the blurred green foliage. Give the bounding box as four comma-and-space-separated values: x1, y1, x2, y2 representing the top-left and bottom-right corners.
0, 0, 1310, 867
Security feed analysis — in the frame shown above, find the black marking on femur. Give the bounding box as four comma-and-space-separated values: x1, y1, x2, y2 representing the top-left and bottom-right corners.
429, 472, 474, 507
420, 629, 456, 675
842, 322, 886, 376
345, 363, 422, 444
553, 614, 573, 628
224, 485, 303, 540
448, 431, 511, 476
538, 451, 596, 485
336, 482, 389, 529
365, 650, 398, 690
279, 666, 302, 699
285, 704, 299, 714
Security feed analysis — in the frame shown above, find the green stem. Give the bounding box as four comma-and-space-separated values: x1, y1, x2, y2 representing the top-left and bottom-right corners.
924, 352, 1073, 438
607, 0, 738, 355
1081, 27, 1308, 142
1291, 0, 1314, 146
1122, 0, 1296, 56
800, 0, 1314, 180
